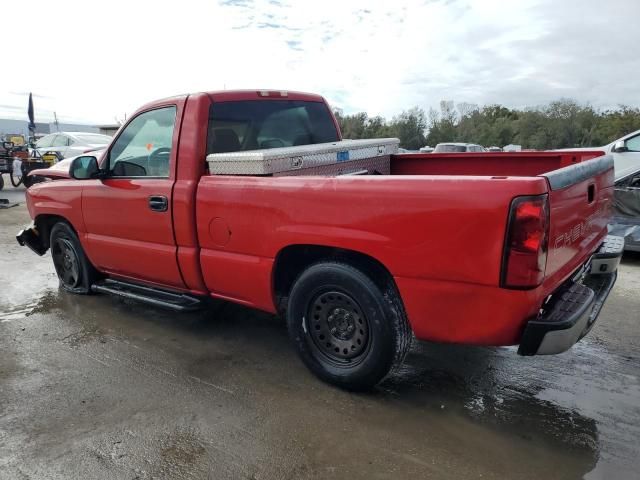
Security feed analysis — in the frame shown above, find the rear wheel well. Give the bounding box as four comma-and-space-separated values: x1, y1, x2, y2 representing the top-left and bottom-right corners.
273, 245, 400, 314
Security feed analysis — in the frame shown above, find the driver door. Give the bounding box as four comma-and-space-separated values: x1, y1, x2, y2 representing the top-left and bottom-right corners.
81, 104, 185, 288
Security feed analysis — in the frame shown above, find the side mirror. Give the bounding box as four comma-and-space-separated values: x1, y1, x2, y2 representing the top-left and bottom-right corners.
612, 140, 628, 153
70, 156, 100, 179
2, 141, 14, 149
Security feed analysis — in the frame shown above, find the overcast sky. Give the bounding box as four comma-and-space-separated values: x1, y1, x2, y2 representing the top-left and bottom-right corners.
3, 0, 639, 124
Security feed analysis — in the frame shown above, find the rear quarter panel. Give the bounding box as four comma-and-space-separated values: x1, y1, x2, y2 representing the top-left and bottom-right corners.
196, 175, 548, 313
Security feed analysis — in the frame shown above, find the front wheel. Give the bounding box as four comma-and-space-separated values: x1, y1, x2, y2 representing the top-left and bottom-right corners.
50, 222, 98, 294
287, 262, 411, 391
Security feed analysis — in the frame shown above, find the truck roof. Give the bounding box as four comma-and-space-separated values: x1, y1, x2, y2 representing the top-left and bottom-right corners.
143, 90, 325, 108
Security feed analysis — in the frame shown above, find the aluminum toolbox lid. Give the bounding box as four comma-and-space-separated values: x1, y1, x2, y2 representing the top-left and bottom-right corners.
207, 138, 399, 175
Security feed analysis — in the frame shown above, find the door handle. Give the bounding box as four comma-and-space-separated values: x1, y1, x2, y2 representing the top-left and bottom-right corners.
148, 195, 168, 212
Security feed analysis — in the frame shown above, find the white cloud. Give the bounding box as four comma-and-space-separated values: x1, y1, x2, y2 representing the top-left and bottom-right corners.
2, 0, 639, 124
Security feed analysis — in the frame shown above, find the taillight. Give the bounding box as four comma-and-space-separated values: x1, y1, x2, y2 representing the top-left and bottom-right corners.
501, 194, 549, 289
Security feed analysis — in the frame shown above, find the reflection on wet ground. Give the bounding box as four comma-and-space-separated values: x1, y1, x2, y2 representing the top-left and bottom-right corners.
1, 202, 639, 479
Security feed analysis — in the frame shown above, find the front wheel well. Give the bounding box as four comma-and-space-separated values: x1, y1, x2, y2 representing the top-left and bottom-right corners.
272, 245, 401, 314
34, 214, 75, 250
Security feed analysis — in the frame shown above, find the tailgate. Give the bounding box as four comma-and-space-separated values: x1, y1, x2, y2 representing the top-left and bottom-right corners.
542, 155, 615, 292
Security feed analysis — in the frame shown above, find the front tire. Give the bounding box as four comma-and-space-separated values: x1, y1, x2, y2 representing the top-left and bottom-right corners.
287, 262, 411, 390
50, 222, 98, 294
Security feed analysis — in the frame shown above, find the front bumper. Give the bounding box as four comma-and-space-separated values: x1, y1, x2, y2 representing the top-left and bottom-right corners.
16, 222, 47, 256
518, 235, 623, 356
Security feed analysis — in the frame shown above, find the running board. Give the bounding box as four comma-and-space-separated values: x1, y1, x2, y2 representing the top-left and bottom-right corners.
91, 279, 204, 312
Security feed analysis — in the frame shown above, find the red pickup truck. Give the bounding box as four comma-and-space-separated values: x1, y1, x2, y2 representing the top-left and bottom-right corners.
17, 90, 623, 390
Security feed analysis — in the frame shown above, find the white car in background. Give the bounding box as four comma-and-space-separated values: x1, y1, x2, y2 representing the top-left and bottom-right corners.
33, 132, 112, 160
558, 129, 640, 252
433, 142, 484, 153
558, 129, 640, 181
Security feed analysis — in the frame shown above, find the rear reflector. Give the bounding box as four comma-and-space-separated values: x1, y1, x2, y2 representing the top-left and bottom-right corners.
501, 194, 549, 289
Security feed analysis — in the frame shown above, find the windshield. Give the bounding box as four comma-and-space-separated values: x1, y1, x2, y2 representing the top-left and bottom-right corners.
73, 133, 112, 145
434, 144, 467, 153
207, 100, 339, 154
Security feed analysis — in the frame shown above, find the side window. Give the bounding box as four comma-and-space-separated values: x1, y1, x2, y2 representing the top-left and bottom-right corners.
53, 135, 69, 147
109, 106, 176, 177
625, 135, 640, 152
37, 135, 54, 148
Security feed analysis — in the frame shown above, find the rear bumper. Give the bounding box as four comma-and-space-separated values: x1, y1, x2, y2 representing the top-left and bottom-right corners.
518, 235, 623, 356
16, 222, 47, 256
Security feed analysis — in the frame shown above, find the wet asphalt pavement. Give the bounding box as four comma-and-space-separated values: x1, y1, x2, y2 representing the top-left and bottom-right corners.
1, 180, 639, 479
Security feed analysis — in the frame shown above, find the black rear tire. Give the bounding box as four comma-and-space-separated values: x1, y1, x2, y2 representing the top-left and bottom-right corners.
50, 222, 98, 294
0, 174, 4, 190
287, 262, 411, 391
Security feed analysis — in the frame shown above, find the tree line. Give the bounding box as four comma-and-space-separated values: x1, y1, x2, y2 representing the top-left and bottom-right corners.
333, 100, 640, 151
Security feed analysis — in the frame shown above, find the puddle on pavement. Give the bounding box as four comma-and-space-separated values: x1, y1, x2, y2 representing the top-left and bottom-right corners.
0, 247, 59, 321
381, 343, 599, 455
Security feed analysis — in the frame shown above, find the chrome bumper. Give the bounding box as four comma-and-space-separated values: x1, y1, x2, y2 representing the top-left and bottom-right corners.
518, 235, 623, 356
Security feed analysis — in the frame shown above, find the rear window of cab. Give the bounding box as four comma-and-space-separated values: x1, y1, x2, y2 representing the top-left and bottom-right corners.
207, 100, 339, 154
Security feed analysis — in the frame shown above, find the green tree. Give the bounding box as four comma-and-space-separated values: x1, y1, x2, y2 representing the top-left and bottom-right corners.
336, 100, 640, 150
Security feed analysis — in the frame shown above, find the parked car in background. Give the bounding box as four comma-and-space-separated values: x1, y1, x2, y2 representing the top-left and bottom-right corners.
558, 129, 640, 180
610, 163, 640, 252
556, 129, 640, 251
419, 145, 434, 153
503, 144, 522, 152
32, 132, 112, 161
433, 142, 484, 153
487, 146, 503, 152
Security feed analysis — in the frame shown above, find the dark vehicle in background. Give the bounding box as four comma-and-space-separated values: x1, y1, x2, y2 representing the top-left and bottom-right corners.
611, 165, 640, 252
434, 142, 484, 153
32, 132, 112, 161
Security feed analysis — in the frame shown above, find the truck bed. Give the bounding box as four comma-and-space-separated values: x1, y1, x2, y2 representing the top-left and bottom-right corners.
196, 150, 614, 346
390, 150, 606, 177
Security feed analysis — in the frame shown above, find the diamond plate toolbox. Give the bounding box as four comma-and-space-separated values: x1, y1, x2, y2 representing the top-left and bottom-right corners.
206, 138, 399, 175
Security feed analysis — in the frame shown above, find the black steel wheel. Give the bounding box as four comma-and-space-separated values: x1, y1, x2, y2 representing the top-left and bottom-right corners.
52, 237, 81, 289
287, 262, 411, 391
307, 290, 370, 365
50, 222, 98, 294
